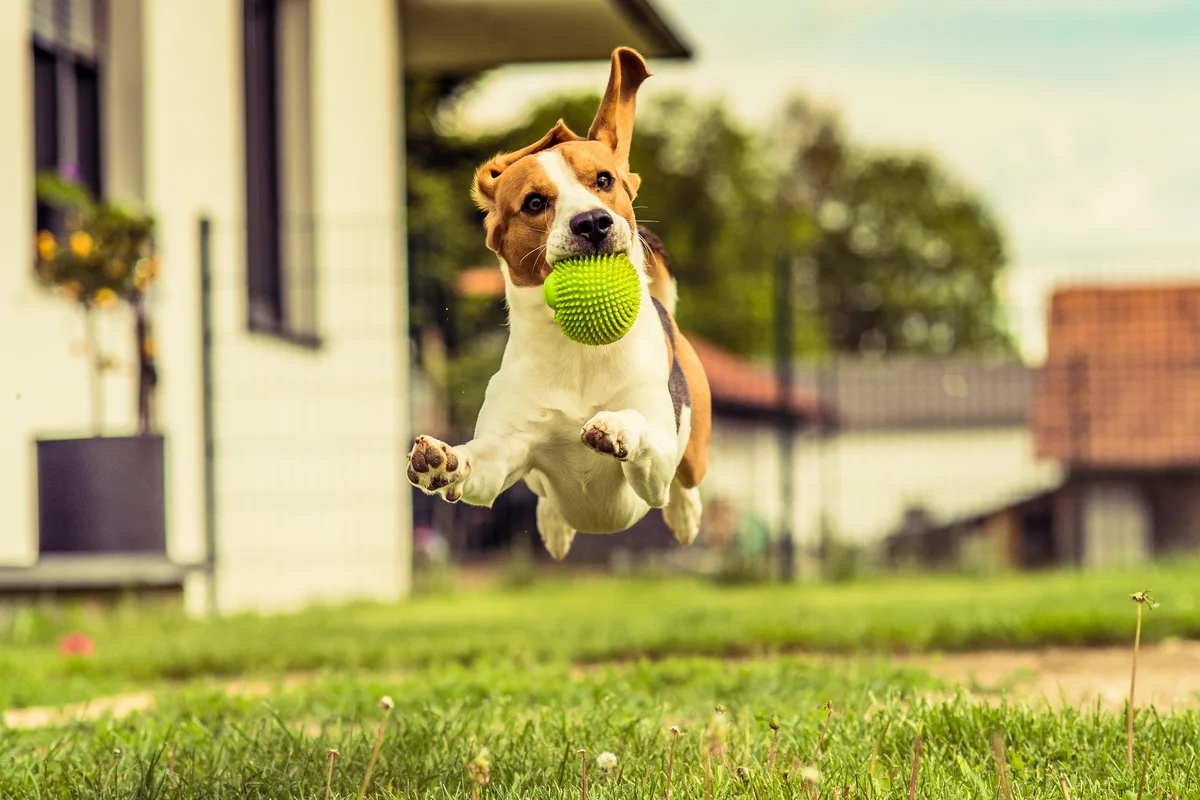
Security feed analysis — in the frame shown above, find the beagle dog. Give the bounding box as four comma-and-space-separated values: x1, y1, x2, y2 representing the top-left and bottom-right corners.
406, 47, 712, 560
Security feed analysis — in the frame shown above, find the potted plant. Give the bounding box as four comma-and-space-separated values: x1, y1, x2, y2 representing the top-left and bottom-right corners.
31, 168, 167, 556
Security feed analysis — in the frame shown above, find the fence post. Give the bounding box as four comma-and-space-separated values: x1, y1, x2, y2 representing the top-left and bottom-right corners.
199, 216, 218, 616
774, 253, 797, 582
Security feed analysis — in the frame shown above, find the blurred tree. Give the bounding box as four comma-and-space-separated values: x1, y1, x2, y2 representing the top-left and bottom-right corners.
773, 95, 1015, 355
404, 76, 497, 351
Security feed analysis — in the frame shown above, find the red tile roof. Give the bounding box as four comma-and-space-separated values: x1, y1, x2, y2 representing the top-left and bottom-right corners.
1033, 283, 1200, 469
454, 267, 830, 424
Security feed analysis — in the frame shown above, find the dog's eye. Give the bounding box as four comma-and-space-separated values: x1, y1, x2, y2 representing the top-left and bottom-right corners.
522, 193, 547, 214
595, 172, 614, 191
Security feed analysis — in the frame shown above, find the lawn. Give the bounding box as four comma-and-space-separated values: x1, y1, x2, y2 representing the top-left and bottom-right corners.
2, 559, 1199, 798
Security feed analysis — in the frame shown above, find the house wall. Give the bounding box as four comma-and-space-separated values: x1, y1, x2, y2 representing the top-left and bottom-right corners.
811, 426, 1061, 545
701, 418, 824, 555
143, 0, 410, 615
702, 422, 1062, 557
0, 0, 141, 566
1, 1, 411, 613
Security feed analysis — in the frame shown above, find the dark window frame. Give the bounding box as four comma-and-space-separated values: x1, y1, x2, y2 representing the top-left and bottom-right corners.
242, 0, 321, 349
32, 0, 105, 234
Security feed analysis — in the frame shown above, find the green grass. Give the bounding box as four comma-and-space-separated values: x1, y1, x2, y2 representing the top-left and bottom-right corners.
3, 558, 1199, 710
2, 655, 1197, 798
2, 559, 1199, 797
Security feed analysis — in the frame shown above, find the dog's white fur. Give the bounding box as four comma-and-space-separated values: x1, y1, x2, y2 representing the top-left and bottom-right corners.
408, 97, 702, 560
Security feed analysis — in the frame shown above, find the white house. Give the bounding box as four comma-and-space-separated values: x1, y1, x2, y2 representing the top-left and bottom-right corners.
797, 357, 1063, 547
0, 0, 689, 614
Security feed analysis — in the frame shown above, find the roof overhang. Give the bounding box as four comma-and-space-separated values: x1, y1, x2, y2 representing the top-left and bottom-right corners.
403, 0, 692, 75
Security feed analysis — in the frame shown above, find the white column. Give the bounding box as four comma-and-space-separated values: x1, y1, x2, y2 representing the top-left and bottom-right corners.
0, 0, 37, 565
309, 0, 411, 602
141, 0, 242, 614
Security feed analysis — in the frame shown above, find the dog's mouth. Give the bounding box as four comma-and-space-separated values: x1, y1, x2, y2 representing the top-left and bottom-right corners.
547, 243, 630, 268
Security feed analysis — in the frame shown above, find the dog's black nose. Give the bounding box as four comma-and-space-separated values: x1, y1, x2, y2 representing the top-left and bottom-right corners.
569, 209, 613, 247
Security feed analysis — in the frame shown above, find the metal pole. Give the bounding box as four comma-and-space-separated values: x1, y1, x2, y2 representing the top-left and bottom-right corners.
199, 216, 218, 616
1067, 355, 1090, 566
775, 253, 797, 582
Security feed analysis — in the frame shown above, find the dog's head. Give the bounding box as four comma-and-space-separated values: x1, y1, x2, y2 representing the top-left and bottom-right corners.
472, 48, 650, 287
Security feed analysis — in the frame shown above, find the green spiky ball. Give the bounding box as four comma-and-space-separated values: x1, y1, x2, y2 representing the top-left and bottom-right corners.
543, 253, 641, 346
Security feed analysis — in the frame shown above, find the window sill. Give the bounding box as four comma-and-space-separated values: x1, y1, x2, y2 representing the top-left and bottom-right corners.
247, 320, 324, 351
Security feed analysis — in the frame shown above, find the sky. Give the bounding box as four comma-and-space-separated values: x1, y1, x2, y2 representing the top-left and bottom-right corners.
454, 0, 1200, 361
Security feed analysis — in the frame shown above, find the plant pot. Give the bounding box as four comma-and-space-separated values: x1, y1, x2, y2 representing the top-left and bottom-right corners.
36, 434, 167, 555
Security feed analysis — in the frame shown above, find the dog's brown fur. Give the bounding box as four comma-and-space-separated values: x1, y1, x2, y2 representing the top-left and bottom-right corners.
640, 226, 710, 488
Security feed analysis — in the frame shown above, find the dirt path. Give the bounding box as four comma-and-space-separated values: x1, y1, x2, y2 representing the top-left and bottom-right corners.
898, 639, 1200, 712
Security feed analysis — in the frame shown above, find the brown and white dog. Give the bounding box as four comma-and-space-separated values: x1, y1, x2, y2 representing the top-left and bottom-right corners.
406, 47, 712, 560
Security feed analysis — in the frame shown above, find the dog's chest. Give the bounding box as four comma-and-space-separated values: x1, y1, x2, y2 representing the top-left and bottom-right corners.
505, 307, 668, 415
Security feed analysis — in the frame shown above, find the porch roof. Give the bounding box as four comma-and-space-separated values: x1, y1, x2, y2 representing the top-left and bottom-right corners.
403, 0, 692, 74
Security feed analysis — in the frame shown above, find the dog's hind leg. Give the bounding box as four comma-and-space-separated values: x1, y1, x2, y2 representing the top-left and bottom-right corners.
662, 478, 702, 546
535, 495, 577, 561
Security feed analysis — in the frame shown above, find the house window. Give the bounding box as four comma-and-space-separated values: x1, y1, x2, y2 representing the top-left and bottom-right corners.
32, 0, 104, 232
243, 0, 318, 346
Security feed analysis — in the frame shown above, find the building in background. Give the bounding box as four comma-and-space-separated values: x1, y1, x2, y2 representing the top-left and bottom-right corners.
793, 356, 1063, 551
1032, 284, 1200, 566
0, 0, 689, 613
887, 283, 1200, 572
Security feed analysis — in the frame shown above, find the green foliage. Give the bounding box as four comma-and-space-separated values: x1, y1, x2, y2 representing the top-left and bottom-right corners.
444, 332, 506, 434
33, 171, 158, 309
403, 77, 498, 342
808, 154, 1013, 355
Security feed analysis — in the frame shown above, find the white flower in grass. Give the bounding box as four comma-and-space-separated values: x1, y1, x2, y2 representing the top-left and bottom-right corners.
596, 751, 618, 776
800, 765, 822, 785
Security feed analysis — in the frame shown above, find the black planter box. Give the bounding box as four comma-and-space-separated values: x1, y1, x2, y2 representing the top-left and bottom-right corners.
36, 435, 167, 555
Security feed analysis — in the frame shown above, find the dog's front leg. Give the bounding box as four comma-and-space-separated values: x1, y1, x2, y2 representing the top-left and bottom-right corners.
407, 432, 531, 507
581, 408, 677, 508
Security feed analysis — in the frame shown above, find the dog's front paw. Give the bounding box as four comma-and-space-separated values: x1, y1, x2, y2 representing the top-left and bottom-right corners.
581, 412, 636, 461
406, 435, 470, 502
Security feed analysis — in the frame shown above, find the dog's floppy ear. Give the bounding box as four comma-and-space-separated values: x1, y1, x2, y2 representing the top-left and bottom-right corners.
472, 120, 583, 211
587, 47, 651, 173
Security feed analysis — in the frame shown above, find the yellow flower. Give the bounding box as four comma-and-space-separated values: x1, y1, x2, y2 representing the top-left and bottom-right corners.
69, 231, 94, 259
134, 257, 159, 285
36, 231, 57, 260
94, 288, 117, 308
106, 259, 128, 279
61, 280, 82, 300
